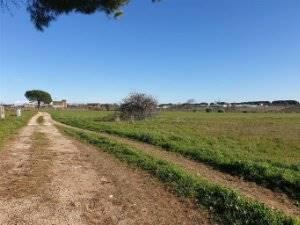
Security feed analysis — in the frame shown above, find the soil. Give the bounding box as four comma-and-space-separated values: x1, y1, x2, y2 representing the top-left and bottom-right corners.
0, 112, 214, 225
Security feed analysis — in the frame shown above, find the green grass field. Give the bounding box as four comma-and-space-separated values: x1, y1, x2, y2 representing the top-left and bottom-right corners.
0, 110, 35, 149
50, 110, 300, 198
61, 126, 298, 225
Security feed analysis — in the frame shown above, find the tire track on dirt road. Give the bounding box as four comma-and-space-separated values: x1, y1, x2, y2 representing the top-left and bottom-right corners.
52, 115, 300, 219
0, 112, 214, 225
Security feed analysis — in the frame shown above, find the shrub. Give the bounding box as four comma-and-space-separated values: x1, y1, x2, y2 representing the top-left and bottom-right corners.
119, 93, 158, 120
206, 108, 212, 113
218, 109, 225, 113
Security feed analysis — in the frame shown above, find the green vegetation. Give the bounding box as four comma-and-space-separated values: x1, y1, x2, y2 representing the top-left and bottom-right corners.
3, 0, 159, 31
50, 110, 300, 199
119, 92, 158, 120
61, 126, 299, 225
25, 90, 52, 109
0, 110, 34, 149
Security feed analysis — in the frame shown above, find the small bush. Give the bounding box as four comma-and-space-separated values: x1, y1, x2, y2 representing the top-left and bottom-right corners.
119, 93, 158, 121
206, 108, 212, 113
218, 109, 225, 113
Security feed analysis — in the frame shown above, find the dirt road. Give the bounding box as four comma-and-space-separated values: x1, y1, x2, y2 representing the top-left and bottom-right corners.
0, 113, 213, 225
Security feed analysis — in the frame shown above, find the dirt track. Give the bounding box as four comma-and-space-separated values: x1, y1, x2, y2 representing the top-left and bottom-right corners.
0, 113, 213, 225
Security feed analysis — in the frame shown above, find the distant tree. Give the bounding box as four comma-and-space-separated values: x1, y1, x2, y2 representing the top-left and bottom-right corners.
186, 99, 195, 104
184, 98, 196, 110
205, 108, 212, 113
120, 92, 158, 120
272, 100, 299, 106
1, 0, 159, 31
25, 90, 52, 109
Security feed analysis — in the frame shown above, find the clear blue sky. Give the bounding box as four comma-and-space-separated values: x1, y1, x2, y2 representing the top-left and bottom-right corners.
1, 0, 299, 104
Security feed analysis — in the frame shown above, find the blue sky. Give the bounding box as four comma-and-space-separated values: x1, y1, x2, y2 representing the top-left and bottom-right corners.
1, 0, 300, 104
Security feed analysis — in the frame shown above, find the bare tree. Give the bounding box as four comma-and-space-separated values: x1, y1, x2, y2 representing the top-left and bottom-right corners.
184, 98, 196, 110
119, 93, 158, 121
186, 99, 195, 104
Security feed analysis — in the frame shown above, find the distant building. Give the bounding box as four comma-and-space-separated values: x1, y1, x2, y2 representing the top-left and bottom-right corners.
23, 102, 37, 108
158, 104, 172, 109
2, 104, 15, 108
68, 103, 83, 108
87, 103, 101, 109
51, 100, 67, 109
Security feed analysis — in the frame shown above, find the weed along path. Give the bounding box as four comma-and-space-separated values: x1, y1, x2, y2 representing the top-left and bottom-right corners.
52, 116, 300, 219
0, 112, 214, 225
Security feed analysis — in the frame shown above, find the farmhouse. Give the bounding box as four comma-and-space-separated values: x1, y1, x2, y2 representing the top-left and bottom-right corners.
87, 103, 101, 109
24, 102, 37, 108
158, 104, 173, 109
51, 100, 67, 109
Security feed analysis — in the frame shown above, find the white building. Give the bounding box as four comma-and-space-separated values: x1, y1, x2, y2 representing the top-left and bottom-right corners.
51, 100, 67, 109
50, 100, 68, 109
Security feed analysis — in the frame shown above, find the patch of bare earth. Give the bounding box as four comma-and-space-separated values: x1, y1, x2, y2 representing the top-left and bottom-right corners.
54, 118, 300, 219
0, 113, 214, 225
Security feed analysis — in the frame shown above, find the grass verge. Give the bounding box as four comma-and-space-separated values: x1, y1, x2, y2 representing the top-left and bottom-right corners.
0, 110, 35, 149
60, 126, 299, 225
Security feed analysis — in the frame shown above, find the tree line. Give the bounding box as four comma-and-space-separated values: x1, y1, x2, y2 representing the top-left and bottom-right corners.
159, 100, 299, 109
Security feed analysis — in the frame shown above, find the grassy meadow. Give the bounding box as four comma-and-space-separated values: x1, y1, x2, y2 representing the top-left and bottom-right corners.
61, 126, 298, 225
0, 110, 35, 149
50, 110, 300, 198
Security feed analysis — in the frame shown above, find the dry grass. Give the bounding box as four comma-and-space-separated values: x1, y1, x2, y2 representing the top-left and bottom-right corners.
37, 116, 44, 125
0, 110, 34, 149
5, 131, 53, 199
